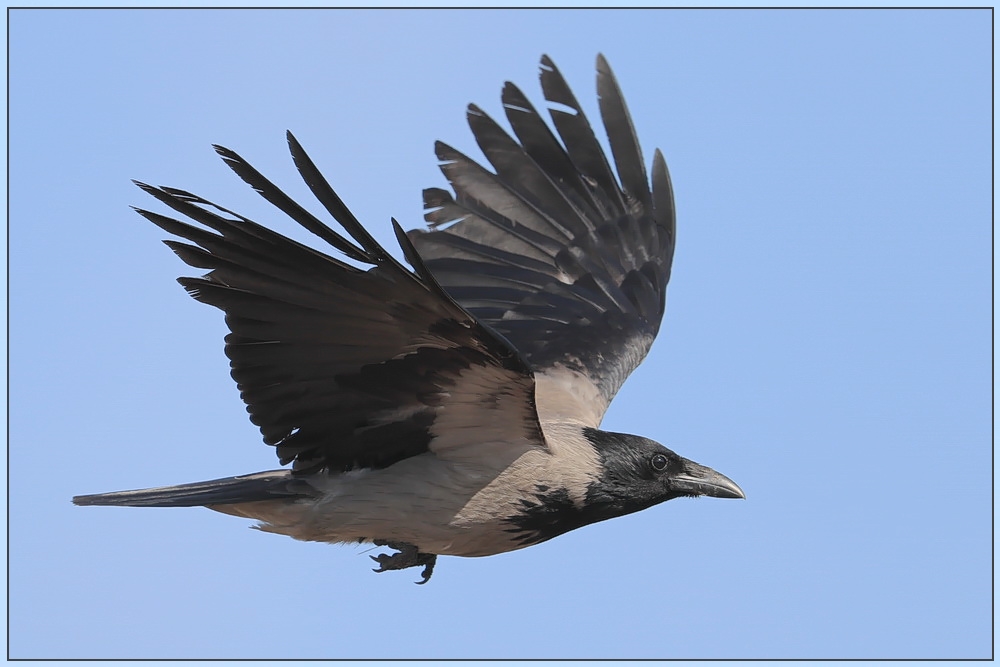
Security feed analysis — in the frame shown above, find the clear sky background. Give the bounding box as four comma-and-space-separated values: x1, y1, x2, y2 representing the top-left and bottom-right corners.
7, 7, 992, 660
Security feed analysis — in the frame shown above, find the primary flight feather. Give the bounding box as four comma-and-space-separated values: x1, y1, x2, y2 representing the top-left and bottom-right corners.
74, 54, 743, 583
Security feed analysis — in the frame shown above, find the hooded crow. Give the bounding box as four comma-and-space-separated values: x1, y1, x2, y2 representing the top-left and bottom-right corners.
73, 54, 744, 584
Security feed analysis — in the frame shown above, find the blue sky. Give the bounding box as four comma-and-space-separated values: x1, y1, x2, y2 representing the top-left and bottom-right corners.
7, 7, 992, 660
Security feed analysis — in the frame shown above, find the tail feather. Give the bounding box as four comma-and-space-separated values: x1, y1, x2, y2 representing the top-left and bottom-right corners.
72, 470, 305, 508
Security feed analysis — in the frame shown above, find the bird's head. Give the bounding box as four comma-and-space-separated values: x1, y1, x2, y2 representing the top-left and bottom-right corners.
583, 428, 744, 519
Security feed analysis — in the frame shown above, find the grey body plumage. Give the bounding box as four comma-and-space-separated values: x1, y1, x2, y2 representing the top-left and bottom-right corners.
73, 55, 743, 583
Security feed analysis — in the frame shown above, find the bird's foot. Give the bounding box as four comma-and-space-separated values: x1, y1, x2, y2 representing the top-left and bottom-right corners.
370, 540, 437, 584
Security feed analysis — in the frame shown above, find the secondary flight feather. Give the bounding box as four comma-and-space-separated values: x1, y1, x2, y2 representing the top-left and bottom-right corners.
74, 54, 742, 584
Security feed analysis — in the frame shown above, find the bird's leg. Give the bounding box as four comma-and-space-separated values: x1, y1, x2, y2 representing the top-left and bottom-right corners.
370, 540, 437, 584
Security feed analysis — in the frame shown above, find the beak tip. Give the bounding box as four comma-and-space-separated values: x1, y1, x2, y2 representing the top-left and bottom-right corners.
726, 479, 747, 500
714, 481, 746, 500
673, 462, 745, 500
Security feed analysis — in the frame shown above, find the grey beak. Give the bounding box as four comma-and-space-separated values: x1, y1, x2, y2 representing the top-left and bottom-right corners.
672, 461, 745, 499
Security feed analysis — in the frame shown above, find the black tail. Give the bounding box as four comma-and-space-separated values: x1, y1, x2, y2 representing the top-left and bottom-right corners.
72, 470, 305, 508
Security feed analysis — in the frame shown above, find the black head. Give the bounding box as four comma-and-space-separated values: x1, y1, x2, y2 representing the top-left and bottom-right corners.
582, 428, 744, 521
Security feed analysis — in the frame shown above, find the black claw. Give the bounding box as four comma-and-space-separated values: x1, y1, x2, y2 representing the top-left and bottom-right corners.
370, 554, 389, 574
369, 541, 438, 583
415, 556, 437, 585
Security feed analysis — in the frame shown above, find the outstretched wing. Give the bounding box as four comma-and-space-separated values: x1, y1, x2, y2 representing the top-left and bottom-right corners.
135, 132, 543, 474
408, 54, 675, 428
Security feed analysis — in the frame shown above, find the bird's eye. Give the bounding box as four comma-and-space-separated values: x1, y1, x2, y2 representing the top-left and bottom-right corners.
650, 454, 669, 472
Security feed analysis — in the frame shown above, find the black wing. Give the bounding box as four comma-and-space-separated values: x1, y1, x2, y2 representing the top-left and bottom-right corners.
408, 54, 675, 426
135, 132, 542, 474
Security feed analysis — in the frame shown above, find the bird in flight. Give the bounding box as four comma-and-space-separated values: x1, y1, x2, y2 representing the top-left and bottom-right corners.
74, 54, 744, 584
